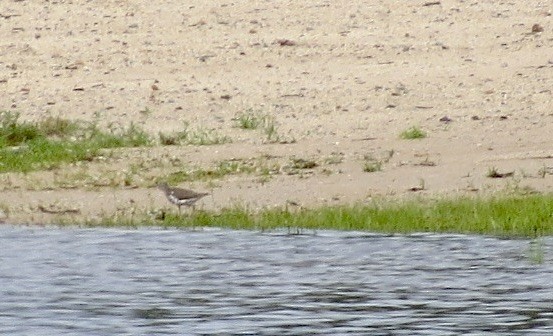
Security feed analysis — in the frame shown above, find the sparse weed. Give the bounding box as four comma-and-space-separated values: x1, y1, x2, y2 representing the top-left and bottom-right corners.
161, 157, 283, 184
400, 126, 426, 140
159, 123, 231, 146
486, 167, 514, 179
234, 111, 294, 144
538, 165, 552, 178
324, 152, 344, 165
290, 157, 318, 169
362, 154, 383, 173
158, 132, 181, 146
263, 115, 280, 143
363, 160, 382, 173
0, 111, 42, 146
234, 109, 266, 130
186, 127, 231, 146
487, 167, 500, 178
37, 115, 80, 138
383, 149, 395, 163
91, 122, 152, 148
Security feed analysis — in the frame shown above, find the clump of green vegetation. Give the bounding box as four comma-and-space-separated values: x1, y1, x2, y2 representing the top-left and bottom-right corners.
362, 154, 383, 173
0, 111, 43, 146
0, 111, 152, 173
233, 109, 267, 130
233, 110, 294, 144
89, 121, 151, 148
362, 150, 394, 173
282, 157, 318, 176
400, 126, 426, 140
158, 122, 231, 146
363, 161, 382, 173
38, 115, 81, 138
85, 193, 553, 238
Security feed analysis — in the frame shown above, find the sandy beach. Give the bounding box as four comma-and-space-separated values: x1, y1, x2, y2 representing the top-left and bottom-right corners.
0, 0, 552, 224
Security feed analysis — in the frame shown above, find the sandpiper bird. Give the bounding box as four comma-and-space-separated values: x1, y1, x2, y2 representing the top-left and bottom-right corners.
157, 182, 209, 214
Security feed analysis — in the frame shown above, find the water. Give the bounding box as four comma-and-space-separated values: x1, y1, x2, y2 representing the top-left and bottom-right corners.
0, 226, 552, 335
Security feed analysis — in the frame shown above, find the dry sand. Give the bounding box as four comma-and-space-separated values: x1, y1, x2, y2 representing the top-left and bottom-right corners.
0, 0, 552, 224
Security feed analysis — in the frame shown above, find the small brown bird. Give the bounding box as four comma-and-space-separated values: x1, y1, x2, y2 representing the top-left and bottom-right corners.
157, 182, 209, 214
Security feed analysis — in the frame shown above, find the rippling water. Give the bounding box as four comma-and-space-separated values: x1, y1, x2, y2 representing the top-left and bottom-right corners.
0, 226, 552, 335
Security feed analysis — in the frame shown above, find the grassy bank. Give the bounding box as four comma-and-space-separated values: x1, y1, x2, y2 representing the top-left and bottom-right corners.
0, 111, 150, 173
87, 193, 553, 237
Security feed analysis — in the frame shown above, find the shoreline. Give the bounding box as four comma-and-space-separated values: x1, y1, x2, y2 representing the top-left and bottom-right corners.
3, 191, 552, 238
1, 1, 551, 226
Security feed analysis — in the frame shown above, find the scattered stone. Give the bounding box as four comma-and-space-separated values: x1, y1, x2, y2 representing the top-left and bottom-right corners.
286, 200, 301, 207
408, 186, 424, 192
0, 13, 22, 19
487, 170, 514, 178
64, 62, 83, 70
275, 39, 296, 46
532, 24, 544, 33
439, 116, 453, 123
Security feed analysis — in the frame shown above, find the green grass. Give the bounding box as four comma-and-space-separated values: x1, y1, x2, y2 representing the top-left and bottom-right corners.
233, 109, 267, 130
0, 139, 98, 172
363, 154, 383, 172
363, 161, 382, 172
232, 110, 294, 144
86, 194, 553, 238
158, 123, 231, 146
400, 126, 427, 140
0, 111, 152, 173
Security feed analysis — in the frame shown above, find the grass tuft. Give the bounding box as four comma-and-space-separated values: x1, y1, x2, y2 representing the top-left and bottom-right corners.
158, 123, 231, 146
0, 111, 152, 173
234, 109, 266, 130
362, 154, 383, 173
400, 126, 426, 140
